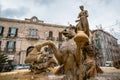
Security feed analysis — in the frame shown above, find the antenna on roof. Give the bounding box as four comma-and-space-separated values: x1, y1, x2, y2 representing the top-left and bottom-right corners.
68, 22, 70, 26
96, 24, 103, 30
99, 24, 102, 29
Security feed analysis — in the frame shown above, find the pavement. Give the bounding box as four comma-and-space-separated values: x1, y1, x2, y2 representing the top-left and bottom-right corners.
0, 67, 120, 80
100, 67, 120, 72
0, 69, 30, 76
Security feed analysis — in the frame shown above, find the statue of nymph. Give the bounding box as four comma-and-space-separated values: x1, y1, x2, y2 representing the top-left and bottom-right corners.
76, 5, 90, 37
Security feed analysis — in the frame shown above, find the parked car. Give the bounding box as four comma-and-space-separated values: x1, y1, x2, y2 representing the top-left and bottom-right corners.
14, 64, 30, 70
14, 65, 24, 70
23, 64, 30, 69
105, 61, 113, 67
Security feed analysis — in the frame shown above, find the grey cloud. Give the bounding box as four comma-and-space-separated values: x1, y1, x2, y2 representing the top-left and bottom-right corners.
100, 0, 113, 5
33, 0, 56, 5
0, 7, 29, 18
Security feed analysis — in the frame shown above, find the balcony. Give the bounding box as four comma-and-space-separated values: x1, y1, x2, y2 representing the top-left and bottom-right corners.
46, 37, 55, 41
26, 35, 40, 40
56, 37, 64, 42
4, 48, 16, 52
7, 34, 17, 38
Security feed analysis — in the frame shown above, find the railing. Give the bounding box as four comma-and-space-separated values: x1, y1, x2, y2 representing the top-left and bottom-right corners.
46, 37, 55, 41
56, 37, 65, 42
4, 48, 16, 52
26, 35, 40, 40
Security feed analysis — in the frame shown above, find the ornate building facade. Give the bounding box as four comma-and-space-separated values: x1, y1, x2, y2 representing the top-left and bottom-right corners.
0, 16, 67, 64
92, 29, 120, 67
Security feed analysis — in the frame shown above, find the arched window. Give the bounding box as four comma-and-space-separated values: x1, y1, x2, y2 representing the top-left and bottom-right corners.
49, 31, 53, 37
58, 32, 62, 41
46, 31, 54, 41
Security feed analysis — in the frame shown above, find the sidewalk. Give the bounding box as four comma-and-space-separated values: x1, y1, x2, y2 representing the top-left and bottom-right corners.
0, 69, 30, 76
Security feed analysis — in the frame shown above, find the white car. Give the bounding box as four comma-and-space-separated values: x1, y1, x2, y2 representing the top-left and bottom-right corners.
105, 61, 113, 67
14, 65, 24, 70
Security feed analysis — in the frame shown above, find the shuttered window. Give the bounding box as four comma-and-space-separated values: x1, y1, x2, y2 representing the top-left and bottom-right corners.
8, 27, 18, 37
7, 41, 16, 51
28, 29, 38, 36
0, 26, 4, 36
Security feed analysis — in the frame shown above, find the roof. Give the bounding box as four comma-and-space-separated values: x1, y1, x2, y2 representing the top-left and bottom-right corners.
0, 17, 68, 28
92, 29, 118, 40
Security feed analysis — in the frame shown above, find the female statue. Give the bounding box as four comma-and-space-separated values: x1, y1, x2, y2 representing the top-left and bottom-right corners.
76, 5, 90, 37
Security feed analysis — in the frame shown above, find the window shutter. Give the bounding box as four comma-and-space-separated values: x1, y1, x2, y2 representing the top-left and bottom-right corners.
6, 41, 9, 50
1, 27, 4, 35
49, 31, 53, 37
0, 41, 1, 49
59, 32, 62, 41
15, 28, 18, 37
14, 41, 16, 51
8, 28, 11, 36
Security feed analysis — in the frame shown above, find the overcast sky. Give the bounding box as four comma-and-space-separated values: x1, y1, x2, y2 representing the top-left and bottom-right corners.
0, 0, 120, 43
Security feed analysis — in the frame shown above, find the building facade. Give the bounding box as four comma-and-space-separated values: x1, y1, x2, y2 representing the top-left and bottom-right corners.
0, 16, 67, 64
114, 44, 120, 68
92, 29, 120, 67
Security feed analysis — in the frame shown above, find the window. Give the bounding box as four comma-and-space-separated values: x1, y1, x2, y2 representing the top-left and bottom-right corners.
6, 41, 16, 51
96, 40, 101, 49
46, 31, 55, 41
27, 29, 39, 40
28, 29, 38, 36
0, 26, 4, 36
49, 31, 53, 37
58, 32, 63, 41
8, 27, 18, 37
32, 18, 37, 22
96, 34, 100, 38
31, 16, 38, 22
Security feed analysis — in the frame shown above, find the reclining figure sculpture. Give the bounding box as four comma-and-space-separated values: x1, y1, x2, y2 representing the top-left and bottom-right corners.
26, 46, 57, 74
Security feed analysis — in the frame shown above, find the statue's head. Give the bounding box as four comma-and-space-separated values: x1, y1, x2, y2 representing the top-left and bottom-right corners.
79, 5, 84, 11
62, 26, 76, 39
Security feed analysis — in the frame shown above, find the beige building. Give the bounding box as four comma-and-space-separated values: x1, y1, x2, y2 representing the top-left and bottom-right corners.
92, 29, 120, 67
114, 44, 120, 68
0, 16, 67, 64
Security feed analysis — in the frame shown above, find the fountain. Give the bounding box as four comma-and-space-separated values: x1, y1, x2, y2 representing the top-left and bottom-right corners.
25, 5, 103, 80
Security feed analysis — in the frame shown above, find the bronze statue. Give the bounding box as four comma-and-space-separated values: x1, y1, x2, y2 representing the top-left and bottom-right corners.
76, 5, 90, 37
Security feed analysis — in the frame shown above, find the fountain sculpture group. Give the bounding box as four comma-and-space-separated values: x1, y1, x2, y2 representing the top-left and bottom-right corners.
25, 5, 103, 80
